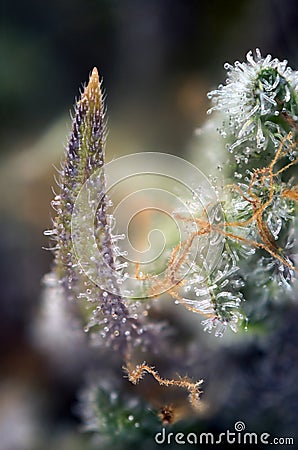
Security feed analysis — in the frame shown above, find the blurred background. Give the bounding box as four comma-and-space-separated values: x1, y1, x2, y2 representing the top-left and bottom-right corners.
0, 0, 297, 449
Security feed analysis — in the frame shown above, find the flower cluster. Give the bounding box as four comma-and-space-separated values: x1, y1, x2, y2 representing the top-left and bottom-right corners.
208, 49, 298, 161
206, 50, 297, 320
176, 247, 245, 337
168, 50, 297, 336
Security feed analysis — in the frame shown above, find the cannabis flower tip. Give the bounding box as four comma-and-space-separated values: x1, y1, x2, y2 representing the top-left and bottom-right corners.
207, 49, 298, 157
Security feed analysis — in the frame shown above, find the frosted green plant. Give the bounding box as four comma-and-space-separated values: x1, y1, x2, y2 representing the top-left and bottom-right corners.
177, 245, 245, 337
151, 50, 297, 336
208, 49, 298, 161
206, 49, 297, 316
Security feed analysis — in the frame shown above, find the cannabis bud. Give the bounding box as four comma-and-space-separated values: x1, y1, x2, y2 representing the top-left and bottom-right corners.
45, 68, 154, 352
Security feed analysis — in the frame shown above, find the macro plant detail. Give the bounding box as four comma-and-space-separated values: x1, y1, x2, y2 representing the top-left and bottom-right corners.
45, 68, 156, 353
202, 50, 297, 327
208, 49, 298, 158
124, 362, 203, 409
43, 49, 297, 439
